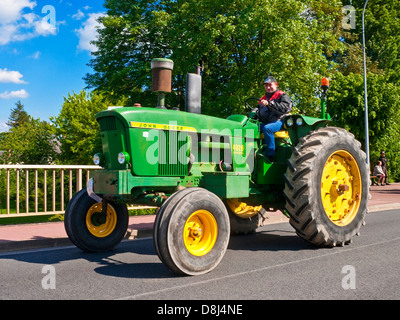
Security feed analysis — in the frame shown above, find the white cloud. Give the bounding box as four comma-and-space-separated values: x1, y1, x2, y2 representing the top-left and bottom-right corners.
0, 0, 57, 45
0, 89, 29, 99
0, 0, 36, 25
72, 9, 85, 20
33, 14, 57, 36
75, 12, 105, 52
0, 68, 28, 84
0, 121, 9, 133
0, 23, 18, 45
28, 50, 41, 59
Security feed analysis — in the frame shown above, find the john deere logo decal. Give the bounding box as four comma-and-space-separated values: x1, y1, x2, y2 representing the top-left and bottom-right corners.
130, 121, 197, 133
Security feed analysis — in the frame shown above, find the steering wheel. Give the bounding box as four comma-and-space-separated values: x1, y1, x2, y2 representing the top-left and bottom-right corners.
245, 97, 261, 111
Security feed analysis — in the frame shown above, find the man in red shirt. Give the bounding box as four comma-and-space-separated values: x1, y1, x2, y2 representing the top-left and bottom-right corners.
258, 76, 292, 161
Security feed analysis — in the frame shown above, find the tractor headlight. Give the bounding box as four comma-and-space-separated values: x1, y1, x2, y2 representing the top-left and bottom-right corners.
286, 117, 294, 127
93, 153, 103, 166
296, 117, 304, 126
118, 151, 131, 165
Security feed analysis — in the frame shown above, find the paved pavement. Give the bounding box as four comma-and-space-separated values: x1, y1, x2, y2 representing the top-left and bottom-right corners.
0, 183, 399, 253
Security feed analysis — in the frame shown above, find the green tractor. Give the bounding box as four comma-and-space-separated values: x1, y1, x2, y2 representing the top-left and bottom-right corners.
65, 59, 369, 275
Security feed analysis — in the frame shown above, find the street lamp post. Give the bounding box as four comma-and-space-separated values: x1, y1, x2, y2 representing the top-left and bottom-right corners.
362, 0, 370, 165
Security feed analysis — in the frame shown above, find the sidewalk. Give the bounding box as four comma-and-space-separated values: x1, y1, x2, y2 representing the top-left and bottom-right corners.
1, 183, 399, 253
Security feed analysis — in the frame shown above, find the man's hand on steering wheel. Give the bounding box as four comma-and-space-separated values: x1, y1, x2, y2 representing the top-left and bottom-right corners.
245, 97, 262, 112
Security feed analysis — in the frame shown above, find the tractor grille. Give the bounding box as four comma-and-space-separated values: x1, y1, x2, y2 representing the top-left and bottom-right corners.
158, 130, 189, 176
98, 116, 117, 131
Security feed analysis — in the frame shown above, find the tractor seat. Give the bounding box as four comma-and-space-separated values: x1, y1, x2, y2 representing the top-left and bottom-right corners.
274, 130, 290, 139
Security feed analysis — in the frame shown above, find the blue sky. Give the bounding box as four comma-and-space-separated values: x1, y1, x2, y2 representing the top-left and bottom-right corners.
0, 0, 107, 131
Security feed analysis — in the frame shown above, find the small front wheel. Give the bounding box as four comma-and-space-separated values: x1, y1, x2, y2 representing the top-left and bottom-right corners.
65, 189, 128, 252
154, 188, 230, 276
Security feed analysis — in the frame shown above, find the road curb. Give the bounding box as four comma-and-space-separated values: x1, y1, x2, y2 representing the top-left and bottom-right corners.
368, 203, 400, 213
0, 238, 73, 253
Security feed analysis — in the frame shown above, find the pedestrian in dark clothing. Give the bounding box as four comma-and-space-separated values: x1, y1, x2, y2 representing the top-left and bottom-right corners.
378, 151, 390, 185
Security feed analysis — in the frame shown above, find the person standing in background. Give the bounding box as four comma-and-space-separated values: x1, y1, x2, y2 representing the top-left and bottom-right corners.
378, 151, 390, 185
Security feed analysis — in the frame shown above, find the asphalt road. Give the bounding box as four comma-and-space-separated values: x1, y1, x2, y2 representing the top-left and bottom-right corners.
1, 209, 399, 301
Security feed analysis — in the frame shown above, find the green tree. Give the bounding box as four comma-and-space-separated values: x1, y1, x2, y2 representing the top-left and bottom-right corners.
352, 0, 400, 73
327, 72, 400, 180
85, 0, 346, 117
52, 90, 128, 165
336, 0, 400, 77
6, 100, 30, 128
0, 118, 56, 165
326, 0, 400, 181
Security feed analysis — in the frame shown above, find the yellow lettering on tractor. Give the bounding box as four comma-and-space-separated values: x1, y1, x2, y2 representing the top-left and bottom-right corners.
130, 121, 197, 133
232, 144, 244, 155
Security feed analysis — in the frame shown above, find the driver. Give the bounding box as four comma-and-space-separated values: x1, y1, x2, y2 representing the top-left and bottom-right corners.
258, 76, 292, 161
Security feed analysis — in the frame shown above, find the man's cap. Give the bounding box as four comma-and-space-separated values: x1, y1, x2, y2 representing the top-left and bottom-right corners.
381, 151, 385, 154
264, 76, 277, 84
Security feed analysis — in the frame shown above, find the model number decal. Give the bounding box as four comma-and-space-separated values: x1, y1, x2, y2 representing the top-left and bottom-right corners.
232, 144, 244, 154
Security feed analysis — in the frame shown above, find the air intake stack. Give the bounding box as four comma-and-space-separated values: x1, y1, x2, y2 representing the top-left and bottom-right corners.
151, 58, 174, 109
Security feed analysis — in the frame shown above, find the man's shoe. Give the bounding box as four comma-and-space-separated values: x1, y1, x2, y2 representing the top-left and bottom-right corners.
265, 154, 276, 163
257, 152, 275, 163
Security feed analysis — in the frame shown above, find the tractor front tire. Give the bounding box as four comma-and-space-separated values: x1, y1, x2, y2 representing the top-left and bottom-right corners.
65, 188, 129, 252
153, 188, 230, 276
284, 127, 369, 247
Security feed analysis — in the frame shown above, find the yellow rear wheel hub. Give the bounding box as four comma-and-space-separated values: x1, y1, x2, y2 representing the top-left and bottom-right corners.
86, 203, 117, 238
226, 199, 262, 218
321, 150, 362, 226
183, 210, 218, 256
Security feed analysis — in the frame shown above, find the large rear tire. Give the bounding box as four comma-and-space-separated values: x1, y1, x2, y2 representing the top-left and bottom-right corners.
65, 189, 129, 252
283, 127, 369, 247
153, 188, 230, 276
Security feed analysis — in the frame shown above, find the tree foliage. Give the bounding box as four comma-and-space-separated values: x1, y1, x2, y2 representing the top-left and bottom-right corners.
328, 0, 400, 179
85, 0, 346, 117
0, 102, 56, 164
51, 90, 128, 165
327, 72, 400, 178
6, 101, 30, 129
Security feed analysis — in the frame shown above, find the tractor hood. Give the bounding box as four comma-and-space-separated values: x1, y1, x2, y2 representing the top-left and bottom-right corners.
96, 107, 258, 138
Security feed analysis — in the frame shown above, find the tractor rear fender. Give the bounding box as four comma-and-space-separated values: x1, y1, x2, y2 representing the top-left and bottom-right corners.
283, 115, 330, 146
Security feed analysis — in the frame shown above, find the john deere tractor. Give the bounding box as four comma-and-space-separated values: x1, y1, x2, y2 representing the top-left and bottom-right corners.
65, 59, 369, 275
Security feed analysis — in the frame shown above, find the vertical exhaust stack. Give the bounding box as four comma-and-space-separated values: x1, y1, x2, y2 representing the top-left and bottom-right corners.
185, 62, 203, 114
151, 58, 174, 109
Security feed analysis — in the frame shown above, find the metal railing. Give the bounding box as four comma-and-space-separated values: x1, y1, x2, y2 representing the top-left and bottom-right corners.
0, 165, 101, 217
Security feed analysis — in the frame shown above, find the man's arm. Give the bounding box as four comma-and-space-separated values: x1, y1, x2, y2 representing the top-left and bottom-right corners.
269, 94, 292, 115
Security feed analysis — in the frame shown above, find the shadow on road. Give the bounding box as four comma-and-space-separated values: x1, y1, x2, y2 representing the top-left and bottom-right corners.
0, 225, 318, 279
228, 228, 317, 252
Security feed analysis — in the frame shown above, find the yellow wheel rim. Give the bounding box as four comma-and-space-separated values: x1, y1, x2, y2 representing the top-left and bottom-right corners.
226, 199, 262, 218
321, 150, 362, 226
183, 210, 218, 256
86, 203, 117, 238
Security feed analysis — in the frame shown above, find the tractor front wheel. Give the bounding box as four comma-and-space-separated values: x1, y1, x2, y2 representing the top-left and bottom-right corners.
65, 188, 129, 252
153, 188, 230, 276
284, 127, 369, 247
